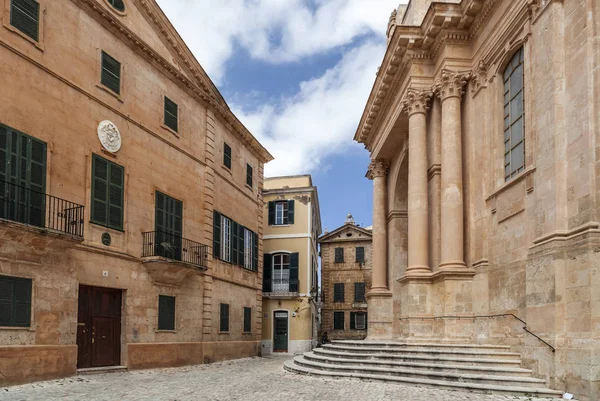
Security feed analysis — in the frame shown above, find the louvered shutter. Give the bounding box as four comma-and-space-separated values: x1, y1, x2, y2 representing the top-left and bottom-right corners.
0, 276, 31, 327
243, 307, 251, 333
263, 253, 272, 291
335, 248, 344, 263
287, 200, 295, 224
101, 51, 121, 95
223, 143, 231, 169
158, 295, 175, 330
213, 211, 221, 258
108, 163, 124, 230
0, 277, 14, 326
164, 97, 178, 132
220, 303, 229, 332
238, 225, 244, 267
10, 0, 40, 42
252, 232, 258, 271
92, 155, 109, 226
231, 221, 239, 265
350, 312, 356, 330
268, 201, 275, 225
289, 252, 299, 292
356, 247, 365, 263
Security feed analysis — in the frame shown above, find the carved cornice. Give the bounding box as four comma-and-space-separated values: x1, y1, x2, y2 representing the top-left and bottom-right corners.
401, 89, 432, 116
433, 69, 471, 101
366, 159, 389, 180
470, 60, 488, 97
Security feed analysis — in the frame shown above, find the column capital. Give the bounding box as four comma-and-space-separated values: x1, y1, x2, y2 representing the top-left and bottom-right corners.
366, 159, 389, 180
401, 88, 433, 117
433, 69, 470, 101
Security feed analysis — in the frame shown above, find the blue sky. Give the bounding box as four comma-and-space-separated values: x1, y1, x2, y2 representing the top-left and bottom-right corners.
156, 0, 402, 233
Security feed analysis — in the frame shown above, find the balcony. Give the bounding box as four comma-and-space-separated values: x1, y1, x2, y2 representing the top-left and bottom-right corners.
141, 231, 208, 285
263, 278, 299, 298
0, 180, 85, 256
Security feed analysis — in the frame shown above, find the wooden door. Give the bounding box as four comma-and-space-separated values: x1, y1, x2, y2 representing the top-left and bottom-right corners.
273, 311, 288, 352
77, 285, 122, 368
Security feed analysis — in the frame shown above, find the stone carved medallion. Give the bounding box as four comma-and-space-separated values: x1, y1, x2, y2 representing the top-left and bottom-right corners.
97, 120, 122, 153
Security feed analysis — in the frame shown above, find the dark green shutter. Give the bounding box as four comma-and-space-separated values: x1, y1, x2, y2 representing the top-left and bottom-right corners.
223, 143, 231, 169
158, 295, 175, 330
220, 303, 229, 332
91, 154, 123, 230
289, 252, 299, 292
287, 200, 295, 224
263, 253, 272, 291
350, 312, 356, 330
335, 248, 344, 263
0, 275, 31, 327
356, 247, 365, 263
101, 51, 121, 95
334, 283, 344, 302
246, 164, 253, 187
164, 97, 178, 132
243, 307, 251, 333
108, 163, 124, 229
155, 192, 183, 260
268, 201, 275, 225
231, 221, 239, 265
213, 211, 221, 258
252, 232, 258, 271
10, 0, 39, 42
238, 224, 244, 266
354, 282, 365, 302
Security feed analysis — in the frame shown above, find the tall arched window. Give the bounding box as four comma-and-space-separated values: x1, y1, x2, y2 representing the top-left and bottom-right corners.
503, 47, 525, 181
272, 253, 290, 292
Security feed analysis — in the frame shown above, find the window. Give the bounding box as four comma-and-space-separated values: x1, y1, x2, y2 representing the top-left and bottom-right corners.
213, 211, 258, 270
246, 164, 253, 188
154, 192, 183, 260
350, 312, 367, 330
158, 295, 175, 330
0, 275, 32, 327
221, 215, 232, 263
101, 51, 121, 95
220, 303, 229, 332
273, 253, 290, 292
334, 248, 344, 263
164, 97, 178, 132
223, 143, 232, 169
91, 154, 124, 230
354, 282, 366, 303
333, 311, 344, 330
503, 47, 525, 181
10, 0, 39, 42
356, 247, 365, 263
268, 200, 295, 225
243, 228, 253, 270
107, 0, 125, 12
243, 307, 252, 333
333, 283, 344, 302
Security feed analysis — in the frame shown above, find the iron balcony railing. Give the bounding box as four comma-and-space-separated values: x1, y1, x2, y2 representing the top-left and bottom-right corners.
263, 278, 299, 293
0, 180, 84, 238
142, 230, 208, 269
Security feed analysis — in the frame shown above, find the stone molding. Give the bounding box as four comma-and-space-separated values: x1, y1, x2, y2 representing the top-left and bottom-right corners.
366, 159, 389, 180
433, 69, 471, 101
401, 89, 433, 116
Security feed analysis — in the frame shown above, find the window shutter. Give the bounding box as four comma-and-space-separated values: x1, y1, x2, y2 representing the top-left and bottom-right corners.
334, 283, 344, 302
158, 295, 175, 331
243, 307, 251, 333
262, 253, 272, 292
220, 303, 229, 332
10, 0, 39, 42
354, 282, 366, 302
335, 248, 344, 263
108, 163, 124, 230
238, 224, 244, 266
164, 97, 178, 132
268, 201, 275, 225
223, 143, 232, 169
252, 232, 258, 271
213, 211, 221, 258
231, 221, 239, 265
356, 247, 365, 263
0, 276, 32, 327
92, 155, 109, 226
287, 200, 295, 224
289, 252, 299, 292
101, 51, 121, 95
91, 155, 123, 230
246, 164, 253, 187
350, 312, 356, 330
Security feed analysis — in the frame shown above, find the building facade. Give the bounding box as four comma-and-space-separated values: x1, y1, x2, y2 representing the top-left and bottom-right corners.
319, 214, 372, 340
355, 0, 600, 399
261, 175, 321, 355
0, 0, 272, 385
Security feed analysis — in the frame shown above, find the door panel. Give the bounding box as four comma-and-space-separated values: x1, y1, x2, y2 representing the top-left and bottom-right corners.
273, 312, 288, 352
92, 317, 115, 367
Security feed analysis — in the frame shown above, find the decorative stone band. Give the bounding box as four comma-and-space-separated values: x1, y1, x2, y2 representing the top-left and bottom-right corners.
366, 159, 389, 180
401, 89, 433, 116
433, 69, 471, 101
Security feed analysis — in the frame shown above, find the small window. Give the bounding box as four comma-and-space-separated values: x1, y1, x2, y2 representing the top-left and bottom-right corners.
334, 248, 344, 263
107, 0, 125, 12
243, 228, 254, 270
164, 97, 178, 132
220, 303, 229, 332
275, 201, 288, 225
91, 154, 124, 230
0, 275, 32, 327
268, 200, 295, 225
243, 307, 252, 333
503, 47, 525, 181
351, 312, 367, 330
246, 164, 253, 188
333, 311, 344, 330
101, 51, 121, 95
10, 0, 39, 42
223, 143, 232, 169
354, 282, 366, 303
356, 247, 365, 263
158, 295, 175, 330
333, 283, 344, 302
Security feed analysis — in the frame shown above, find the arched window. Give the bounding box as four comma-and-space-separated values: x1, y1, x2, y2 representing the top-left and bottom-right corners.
107, 0, 125, 12
272, 253, 290, 292
503, 47, 525, 181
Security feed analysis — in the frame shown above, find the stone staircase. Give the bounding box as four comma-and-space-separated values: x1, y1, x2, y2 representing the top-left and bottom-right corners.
284, 340, 563, 398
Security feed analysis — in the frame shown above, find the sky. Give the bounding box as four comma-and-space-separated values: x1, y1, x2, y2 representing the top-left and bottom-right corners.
156, 0, 401, 233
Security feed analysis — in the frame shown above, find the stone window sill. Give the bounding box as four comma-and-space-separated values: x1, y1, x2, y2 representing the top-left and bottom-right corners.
0, 326, 35, 331
218, 331, 229, 334
221, 165, 232, 175
486, 165, 536, 201
96, 84, 124, 103
160, 123, 180, 138
155, 329, 177, 333
2, 18, 45, 52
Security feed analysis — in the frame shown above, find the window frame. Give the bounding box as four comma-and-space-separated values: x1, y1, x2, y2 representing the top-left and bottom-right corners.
100, 50, 122, 96
503, 47, 525, 181
274, 201, 289, 225
243, 228, 253, 270
157, 295, 175, 331
219, 303, 229, 333
333, 311, 344, 330
220, 215, 232, 263
8, 0, 40, 43
243, 307, 252, 333
90, 154, 124, 231
105, 0, 126, 13
351, 312, 367, 330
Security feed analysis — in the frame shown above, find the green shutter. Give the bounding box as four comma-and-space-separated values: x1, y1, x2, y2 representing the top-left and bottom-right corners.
155, 192, 183, 260
246, 164, 253, 187
0, 275, 31, 327
223, 143, 231, 169
243, 307, 251, 333
263, 253, 272, 291
289, 252, 299, 292
287, 200, 295, 224
238, 224, 245, 267
354, 282, 365, 302
213, 211, 221, 258
268, 201, 275, 225
335, 248, 344, 263
10, 0, 39, 42
232, 221, 239, 265
334, 283, 344, 302
252, 232, 258, 271
164, 97, 178, 133
350, 312, 356, 330
91, 154, 123, 230
356, 247, 365, 263
158, 295, 175, 330
220, 303, 229, 332
101, 51, 121, 95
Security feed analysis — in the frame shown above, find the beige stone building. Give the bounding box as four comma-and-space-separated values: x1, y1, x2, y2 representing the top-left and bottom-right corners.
319, 214, 372, 340
0, 0, 272, 385
351, 0, 600, 399
261, 175, 321, 355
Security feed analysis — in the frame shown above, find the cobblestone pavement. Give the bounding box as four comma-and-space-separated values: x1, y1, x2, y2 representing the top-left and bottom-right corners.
1, 356, 563, 401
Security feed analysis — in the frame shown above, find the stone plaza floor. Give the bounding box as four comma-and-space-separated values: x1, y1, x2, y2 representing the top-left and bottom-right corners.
0, 356, 564, 401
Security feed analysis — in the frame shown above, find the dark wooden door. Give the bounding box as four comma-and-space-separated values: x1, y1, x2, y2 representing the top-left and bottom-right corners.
77, 285, 122, 368
273, 311, 288, 352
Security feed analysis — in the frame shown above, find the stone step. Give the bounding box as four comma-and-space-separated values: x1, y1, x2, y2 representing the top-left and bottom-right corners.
313, 348, 523, 367
332, 340, 512, 351
283, 360, 563, 398
294, 356, 546, 387
304, 351, 533, 377
77, 365, 128, 375
323, 344, 521, 360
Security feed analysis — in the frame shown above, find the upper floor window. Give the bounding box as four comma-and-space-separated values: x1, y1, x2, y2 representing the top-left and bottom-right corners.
106, 0, 125, 12
10, 0, 39, 41
164, 97, 178, 133
91, 154, 124, 231
268, 200, 295, 225
220, 215, 232, 263
503, 47, 525, 181
333, 283, 344, 302
334, 247, 344, 263
355, 246, 365, 263
243, 228, 253, 270
223, 143, 232, 169
212, 210, 257, 270
101, 51, 121, 95
246, 164, 253, 188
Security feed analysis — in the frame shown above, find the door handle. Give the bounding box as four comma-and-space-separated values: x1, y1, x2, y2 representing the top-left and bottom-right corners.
101, 336, 106, 339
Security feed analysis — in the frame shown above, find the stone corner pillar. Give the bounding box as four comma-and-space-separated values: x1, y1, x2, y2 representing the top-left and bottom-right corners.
366, 159, 393, 339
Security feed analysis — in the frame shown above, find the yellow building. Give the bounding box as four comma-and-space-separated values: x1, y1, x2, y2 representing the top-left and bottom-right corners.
261, 175, 321, 355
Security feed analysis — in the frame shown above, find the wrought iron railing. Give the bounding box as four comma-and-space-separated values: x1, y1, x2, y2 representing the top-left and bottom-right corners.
263, 278, 299, 293
0, 180, 84, 238
142, 230, 208, 269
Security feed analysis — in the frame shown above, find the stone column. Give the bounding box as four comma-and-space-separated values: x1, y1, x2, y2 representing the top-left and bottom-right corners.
402, 89, 432, 275
435, 69, 469, 271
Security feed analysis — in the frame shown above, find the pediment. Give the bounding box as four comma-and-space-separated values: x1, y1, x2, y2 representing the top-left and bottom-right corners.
319, 225, 372, 243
